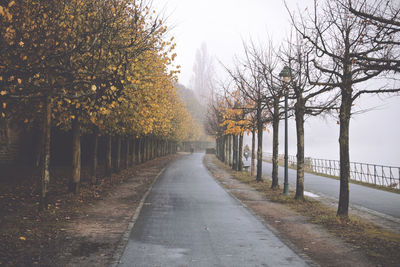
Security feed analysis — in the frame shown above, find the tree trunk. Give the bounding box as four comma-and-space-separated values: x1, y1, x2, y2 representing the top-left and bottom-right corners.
152, 136, 155, 159
154, 138, 157, 158
131, 137, 136, 166
158, 138, 161, 156
218, 137, 222, 161
271, 108, 280, 189
147, 136, 151, 159
251, 127, 256, 176
223, 138, 225, 160
238, 133, 243, 171
70, 118, 81, 194
91, 130, 98, 184
224, 135, 228, 164
150, 136, 153, 159
149, 136, 152, 158
115, 135, 121, 173
228, 135, 233, 166
137, 138, 142, 163
142, 137, 146, 162
105, 135, 112, 177
232, 135, 238, 170
35, 127, 45, 168
148, 136, 151, 160
166, 140, 169, 155
216, 138, 219, 159
256, 112, 263, 182
295, 101, 305, 200
163, 140, 166, 156
125, 137, 130, 168
40, 96, 51, 210
221, 138, 224, 161
337, 91, 352, 217
154, 137, 158, 158
144, 136, 148, 161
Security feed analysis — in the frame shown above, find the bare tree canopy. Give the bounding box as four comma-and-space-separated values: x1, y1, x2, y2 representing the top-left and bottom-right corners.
348, 0, 400, 72
287, 0, 400, 217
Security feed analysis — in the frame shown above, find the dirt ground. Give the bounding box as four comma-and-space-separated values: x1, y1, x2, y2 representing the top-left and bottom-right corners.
0, 154, 181, 267
203, 154, 399, 267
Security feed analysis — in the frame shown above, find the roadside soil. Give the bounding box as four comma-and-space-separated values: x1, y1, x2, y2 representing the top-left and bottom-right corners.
0, 154, 181, 267
204, 154, 399, 267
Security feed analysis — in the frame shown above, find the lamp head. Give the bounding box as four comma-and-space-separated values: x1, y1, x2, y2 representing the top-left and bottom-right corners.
279, 66, 292, 83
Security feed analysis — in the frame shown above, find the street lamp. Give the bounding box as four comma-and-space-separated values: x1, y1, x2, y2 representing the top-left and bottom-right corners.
279, 66, 291, 195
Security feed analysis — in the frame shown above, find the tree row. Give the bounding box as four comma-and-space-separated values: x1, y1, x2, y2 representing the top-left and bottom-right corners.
0, 0, 200, 209
207, 0, 400, 217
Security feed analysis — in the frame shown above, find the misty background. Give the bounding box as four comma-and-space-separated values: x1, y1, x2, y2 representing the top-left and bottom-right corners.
154, 0, 400, 166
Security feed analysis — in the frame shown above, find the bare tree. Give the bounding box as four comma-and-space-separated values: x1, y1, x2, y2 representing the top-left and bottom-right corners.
289, 0, 400, 216
190, 43, 216, 103
206, 87, 227, 162
226, 51, 271, 182
252, 41, 285, 190
280, 32, 338, 200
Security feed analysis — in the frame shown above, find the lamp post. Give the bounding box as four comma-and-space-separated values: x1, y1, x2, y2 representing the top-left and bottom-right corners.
279, 66, 291, 195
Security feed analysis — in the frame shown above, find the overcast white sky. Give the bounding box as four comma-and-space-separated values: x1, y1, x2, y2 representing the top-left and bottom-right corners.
153, 0, 400, 166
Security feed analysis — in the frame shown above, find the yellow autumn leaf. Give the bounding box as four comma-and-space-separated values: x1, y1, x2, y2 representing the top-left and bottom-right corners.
0, 91, 7, 95
19, 236, 26, 241
8, 1, 15, 8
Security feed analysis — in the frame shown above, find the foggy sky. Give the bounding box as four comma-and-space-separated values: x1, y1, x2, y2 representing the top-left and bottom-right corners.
153, 0, 400, 166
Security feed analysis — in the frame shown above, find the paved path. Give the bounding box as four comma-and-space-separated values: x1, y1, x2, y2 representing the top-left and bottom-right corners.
247, 159, 400, 219
118, 153, 310, 267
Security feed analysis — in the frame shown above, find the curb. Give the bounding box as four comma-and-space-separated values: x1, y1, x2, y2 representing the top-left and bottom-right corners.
109, 166, 167, 267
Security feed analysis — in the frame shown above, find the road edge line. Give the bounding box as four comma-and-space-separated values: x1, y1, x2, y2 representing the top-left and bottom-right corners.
109, 166, 167, 267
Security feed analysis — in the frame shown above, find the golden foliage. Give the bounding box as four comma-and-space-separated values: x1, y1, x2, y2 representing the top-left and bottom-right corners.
0, 0, 194, 141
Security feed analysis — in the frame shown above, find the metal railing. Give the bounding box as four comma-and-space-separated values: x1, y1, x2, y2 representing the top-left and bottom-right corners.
263, 153, 400, 189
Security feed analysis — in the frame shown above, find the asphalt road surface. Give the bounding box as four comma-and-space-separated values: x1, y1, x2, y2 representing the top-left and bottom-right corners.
118, 153, 310, 267
245, 159, 400, 219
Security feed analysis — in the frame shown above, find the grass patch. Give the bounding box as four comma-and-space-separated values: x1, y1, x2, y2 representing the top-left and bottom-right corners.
211, 156, 400, 266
